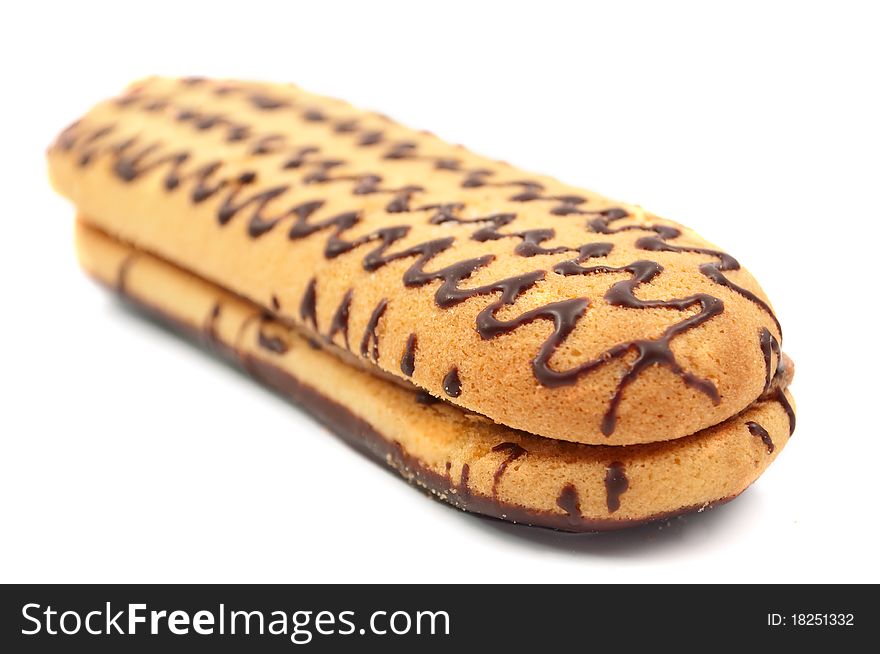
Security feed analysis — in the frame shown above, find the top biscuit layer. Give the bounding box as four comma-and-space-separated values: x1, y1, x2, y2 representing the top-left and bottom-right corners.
47, 76, 784, 445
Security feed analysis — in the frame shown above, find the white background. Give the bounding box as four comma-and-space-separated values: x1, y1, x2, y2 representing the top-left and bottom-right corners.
1, 1, 877, 583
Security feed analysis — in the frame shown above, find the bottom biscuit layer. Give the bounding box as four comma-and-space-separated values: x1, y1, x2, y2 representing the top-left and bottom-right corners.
75, 219, 796, 532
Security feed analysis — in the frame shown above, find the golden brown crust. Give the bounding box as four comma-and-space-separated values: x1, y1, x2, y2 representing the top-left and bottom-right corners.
50, 77, 784, 445
74, 220, 794, 530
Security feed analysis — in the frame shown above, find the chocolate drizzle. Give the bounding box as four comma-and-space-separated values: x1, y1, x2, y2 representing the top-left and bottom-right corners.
114, 145, 190, 186
57, 79, 787, 438
243, 309, 290, 356
490, 442, 527, 496
589, 210, 781, 333
219, 182, 289, 229
115, 253, 138, 294
746, 421, 775, 453
759, 327, 781, 392
73, 123, 230, 205
633, 234, 781, 335
553, 250, 722, 434
299, 278, 318, 330
249, 93, 289, 110
360, 299, 387, 362
358, 131, 384, 146
775, 388, 796, 435
176, 108, 252, 142
429, 208, 573, 257
250, 134, 287, 156
258, 328, 289, 354
400, 333, 417, 376
327, 289, 353, 350
294, 200, 726, 434
556, 484, 581, 520
443, 368, 462, 397
604, 462, 629, 513
203, 302, 222, 348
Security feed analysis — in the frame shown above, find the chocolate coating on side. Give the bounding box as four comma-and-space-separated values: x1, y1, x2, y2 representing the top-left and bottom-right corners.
102, 277, 742, 532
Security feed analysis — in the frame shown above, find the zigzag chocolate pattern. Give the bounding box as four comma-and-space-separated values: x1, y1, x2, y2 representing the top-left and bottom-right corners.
52, 78, 785, 436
